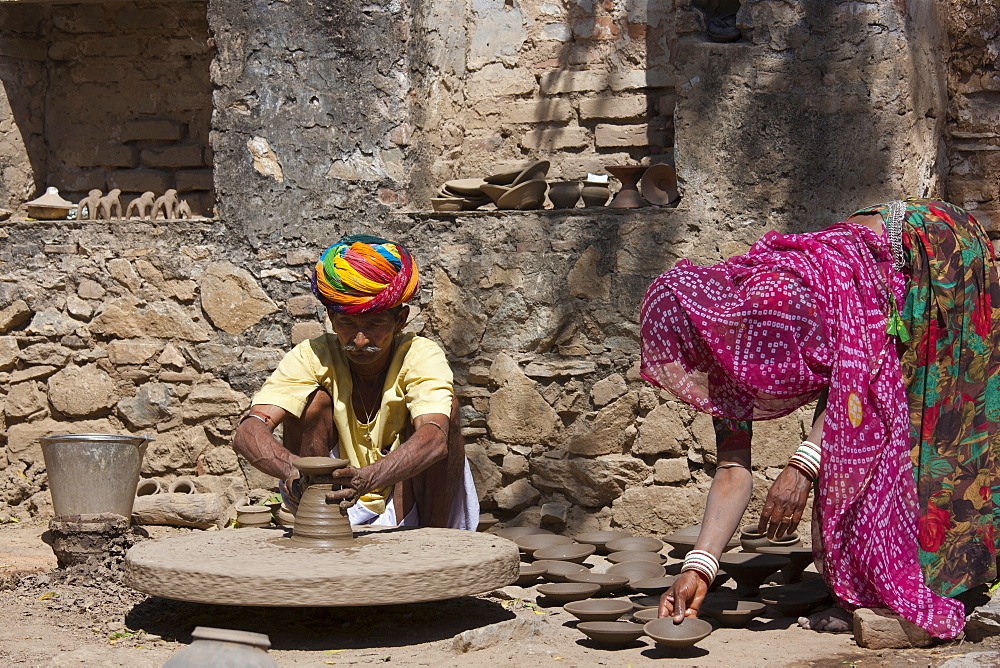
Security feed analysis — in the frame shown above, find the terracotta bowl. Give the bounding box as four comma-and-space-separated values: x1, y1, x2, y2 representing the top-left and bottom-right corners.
577, 621, 646, 647
663, 528, 740, 557
562, 598, 632, 622
442, 178, 487, 195
480, 183, 510, 205
699, 600, 767, 627
718, 553, 790, 596
516, 534, 574, 558
759, 589, 830, 617
756, 545, 814, 583
606, 561, 666, 584
629, 576, 676, 596
639, 163, 679, 206
630, 595, 661, 610
607, 550, 665, 565
606, 536, 664, 553
533, 543, 596, 564
739, 525, 770, 553
510, 159, 550, 186
632, 607, 661, 623
644, 617, 713, 649
767, 532, 801, 548
534, 559, 588, 583
494, 527, 553, 540
476, 514, 499, 532
565, 572, 628, 597
430, 197, 465, 212
536, 582, 601, 603
515, 563, 547, 587
495, 180, 548, 211
574, 530, 632, 555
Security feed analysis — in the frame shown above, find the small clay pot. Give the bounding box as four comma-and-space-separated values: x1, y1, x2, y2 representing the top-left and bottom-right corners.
565, 572, 629, 597
236, 505, 272, 528
169, 478, 197, 494
607, 550, 665, 565
739, 525, 770, 553
759, 589, 830, 617
494, 527, 553, 540
575, 530, 633, 555
562, 598, 632, 622
767, 532, 801, 548
699, 600, 767, 628
606, 561, 666, 584
644, 616, 713, 649
515, 534, 574, 558
533, 543, 596, 564
547, 181, 583, 209
718, 553, 790, 596
515, 563, 547, 587
135, 478, 162, 497
606, 536, 664, 554
580, 183, 611, 207
577, 621, 645, 647
629, 576, 676, 597
476, 514, 499, 532
632, 607, 660, 623
536, 582, 601, 603
534, 559, 588, 583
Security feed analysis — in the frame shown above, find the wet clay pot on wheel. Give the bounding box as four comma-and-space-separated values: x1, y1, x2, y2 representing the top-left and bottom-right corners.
739, 525, 770, 553
718, 553, 790, 596
288, 457, 354, 548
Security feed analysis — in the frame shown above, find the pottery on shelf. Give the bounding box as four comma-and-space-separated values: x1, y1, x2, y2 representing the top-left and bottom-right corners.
756, 545, 814, 583
26, 187, 74, 220
515, 534, 574, 558
547, 180, 583, 209
476, 513, 499, 532
580, 181, 611, 207
443, 178, 488, 195
639, 163, 679, 206
534, 559, 588, 583
515, 563, 547, 587
480, 183, 511, 205
605, 165, 648, 208
606, 536, 664, 554
717, 553, 790, 596
562, 598, 633, 622
759, 589, 830, 617
533, 542, 596, 563
536, 582, 601, 603
644, 616, 713, 649
496, 180, 548, 210
739, 525, 771, 553
494, 527, 553, 540
629, 576, 676, 597
606, 561, 666, 584
574, 530, 632, 555
576, 621, 646, 647
632, 607, 660, 623
431, 197, 465, 212
485, 159, 550, 186
607, 550, 665, 565
565, 571, 628, 597
699, 600, 767, 628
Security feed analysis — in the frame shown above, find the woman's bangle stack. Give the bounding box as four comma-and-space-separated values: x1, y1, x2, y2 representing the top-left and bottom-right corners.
681, 549, 719, 585
788, 439, 821, 480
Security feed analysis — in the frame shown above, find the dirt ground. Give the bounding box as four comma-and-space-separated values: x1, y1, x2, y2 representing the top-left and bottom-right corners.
0, 521, 996, 667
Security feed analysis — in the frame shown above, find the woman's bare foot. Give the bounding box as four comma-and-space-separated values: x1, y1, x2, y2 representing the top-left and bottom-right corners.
798, 606, 852, 633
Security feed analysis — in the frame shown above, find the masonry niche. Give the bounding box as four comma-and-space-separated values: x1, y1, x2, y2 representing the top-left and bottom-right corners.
0, 1, 214, 218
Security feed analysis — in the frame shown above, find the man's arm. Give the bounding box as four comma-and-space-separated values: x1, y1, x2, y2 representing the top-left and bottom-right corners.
232, 403, 299, 486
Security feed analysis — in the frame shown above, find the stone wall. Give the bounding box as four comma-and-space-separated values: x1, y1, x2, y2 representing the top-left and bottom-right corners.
0, 1, 214, 216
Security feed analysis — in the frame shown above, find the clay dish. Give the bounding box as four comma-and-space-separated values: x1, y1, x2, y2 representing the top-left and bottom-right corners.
562, 598, 632, 622
534, 559, 588, 582
606, 561, 666, 583
644, 616, 713, 649
565, 572, 628, 597
699, 600, 767, 628
629, 576, 676, 596
510, 159, 550, 186
575, 530, 632, 555
536, 582, 601, 603
663, 529, 739, 557
639, 163, 679, 205
632, 607, 661, 623
606, 536, 664, 553
495, 180, 548, 211
293, 457, 350, 477
483, 166, 522, 185
607, 550, 665, 565
515, 563, 547, 587
480, 183, 511, 205
718, 553, 790, 596
760, 589, 830, 617
533, 543, 596, 564
494, 527, 552, 540
630, 595, 661, 610
443, 178, 487, 195
577, 621, 645, 647
756, 545, 814, 582
476, 514, 499, 532
515, 534, 574, 557
431, 197, 465, 212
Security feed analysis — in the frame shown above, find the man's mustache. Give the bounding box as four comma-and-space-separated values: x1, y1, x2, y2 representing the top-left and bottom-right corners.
343, 342, 382, 353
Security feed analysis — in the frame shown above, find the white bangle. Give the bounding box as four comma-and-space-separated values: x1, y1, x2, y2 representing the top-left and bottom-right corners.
682, 549, 719, 584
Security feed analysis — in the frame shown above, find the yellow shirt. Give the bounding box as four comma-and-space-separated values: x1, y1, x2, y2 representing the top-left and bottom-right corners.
252, 333, 454, 514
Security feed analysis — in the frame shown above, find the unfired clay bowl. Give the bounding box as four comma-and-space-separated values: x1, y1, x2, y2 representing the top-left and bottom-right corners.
516, 534, 574, 558
495, 180, 548, 211
718, 553, 790, 596
606, 536, 664, 553
533, 543, 596, 564
644, 616, 713, 649
431, 197, 464, 212
756, 545, 814, 583
639, 163, 679, 206
577, 621, 646, 647
536, 582, 601, 603
632, 607, 661, 623
663, 527, 740, 557
562, 598, 632, 622
607, 550, 665, 565
606, 561, 666, 583
515, 563, 547, 587
534, 559, 588, 582
631, 595, 661, 610
767, 532, 801, 548
699, 599, 767, 627
476, 513, 499, 532
480, 183, 511, 204
629, 576, 676, 596
494, 527, 553, 540
759, 589, 830, 617
739, 525, 770, 552
565, 572, 628, 597
294, 457, 350, 478
443, 178, 487, 195
575, 530, 632, 555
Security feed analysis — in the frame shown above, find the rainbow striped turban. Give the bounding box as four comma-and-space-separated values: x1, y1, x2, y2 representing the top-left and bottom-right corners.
310, 234, 420, 314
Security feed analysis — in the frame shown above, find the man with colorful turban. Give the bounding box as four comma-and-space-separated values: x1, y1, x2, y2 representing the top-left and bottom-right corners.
233, 234, 479, 529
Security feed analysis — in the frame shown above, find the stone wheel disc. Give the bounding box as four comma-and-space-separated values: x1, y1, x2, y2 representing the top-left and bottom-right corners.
124, 526, 520, 607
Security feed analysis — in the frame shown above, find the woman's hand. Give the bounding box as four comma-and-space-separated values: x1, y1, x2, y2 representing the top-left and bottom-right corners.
758, 465, 812, 538
659, 571, 709, 623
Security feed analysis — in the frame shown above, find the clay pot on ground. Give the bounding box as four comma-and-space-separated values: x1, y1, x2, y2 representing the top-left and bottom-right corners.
576, 621, 645, 647
606, 560, 666, 584
756, 545, 814, 583
515, 533, 574, 558
547, 181, 583, 209
565, 571, 628, 597
759, 589, 830, 617
162, 627, 277, 667
563, 599, 632, 622
739, 525, 770, 552
236, 505, 272, 528
494, 527, 553, 540
718, 553, 790, 596
533, 543, 596, 563
534, 559, 588, 582
630, 595, 661, 610
606, 536, 664, 553
515, 563, 547, 587
698, 600, 767, 628
663, 526, 739, 557
536, 582, 601, 603
26, 187, 74, 220
580, 182, 611, 207
632, 607, 660, 623
607, 550, 665, 565
629, 576, 676, 596
644, 616, 713, 649
606, 165, 649, 208
575, 530, 633, 555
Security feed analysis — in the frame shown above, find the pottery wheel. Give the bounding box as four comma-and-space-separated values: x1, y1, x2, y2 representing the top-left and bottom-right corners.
124, 526, 519, 607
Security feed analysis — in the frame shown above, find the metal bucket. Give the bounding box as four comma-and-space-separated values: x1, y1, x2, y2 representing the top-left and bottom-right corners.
39, 433, 152, 519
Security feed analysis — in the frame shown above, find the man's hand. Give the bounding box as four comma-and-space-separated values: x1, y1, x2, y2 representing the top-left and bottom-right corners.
326, 466, 375, 513
659, 571, 709, 623
284, 471, 306, 505
758, 465, 812, 538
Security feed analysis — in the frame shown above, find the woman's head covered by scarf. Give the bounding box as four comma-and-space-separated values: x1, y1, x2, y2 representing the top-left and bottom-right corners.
311, 234, 419, 315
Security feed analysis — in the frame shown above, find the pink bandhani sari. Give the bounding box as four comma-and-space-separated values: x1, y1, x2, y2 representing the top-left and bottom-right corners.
640, 221, 964, 638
